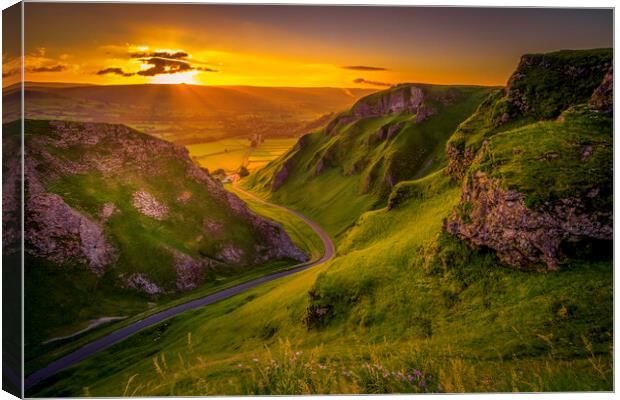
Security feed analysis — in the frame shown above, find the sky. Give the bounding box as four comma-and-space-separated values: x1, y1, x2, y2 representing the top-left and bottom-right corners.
3, 4, 614, 88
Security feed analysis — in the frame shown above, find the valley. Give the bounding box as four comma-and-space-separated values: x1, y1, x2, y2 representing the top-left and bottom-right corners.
17, 48, 613, 396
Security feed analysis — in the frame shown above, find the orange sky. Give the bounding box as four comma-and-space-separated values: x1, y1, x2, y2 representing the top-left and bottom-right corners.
3, 4, 613, 88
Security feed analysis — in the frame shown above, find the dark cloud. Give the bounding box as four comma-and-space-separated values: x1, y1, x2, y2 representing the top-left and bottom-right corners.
97, 50, 218, 77
342, 65, 387, 71
130, 51, 189, 60
27, 64, 68, 73
136, 57, 193, 76
97, 67, 135, 77
353, 78, 392, 87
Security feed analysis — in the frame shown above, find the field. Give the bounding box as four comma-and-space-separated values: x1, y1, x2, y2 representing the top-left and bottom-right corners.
187, 138, 298, 174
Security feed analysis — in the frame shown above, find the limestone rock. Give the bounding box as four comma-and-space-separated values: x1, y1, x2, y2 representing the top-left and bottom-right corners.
445, 171, 612, 270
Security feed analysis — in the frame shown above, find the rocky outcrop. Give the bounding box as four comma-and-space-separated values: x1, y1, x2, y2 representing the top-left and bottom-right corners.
445, 171, 612, 270
26, 189, 117, 276
123, 273, 164, 295
100, 203, 119, 221
169, 248, 215, 292
446, 143, 476, 180
504, 49, 612, 119
351, 85, 425, 117
446, 49, 612, 181
132, 190, 169, 220
218, 245, 245, 264
589, 68, 613, 115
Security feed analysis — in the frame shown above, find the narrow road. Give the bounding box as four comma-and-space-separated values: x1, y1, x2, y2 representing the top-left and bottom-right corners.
25, 187, 335, 391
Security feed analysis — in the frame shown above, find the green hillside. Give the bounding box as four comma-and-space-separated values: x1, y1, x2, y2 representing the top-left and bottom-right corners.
245, 83, 493, 238
22, 119, 309, 369
28, 48, 613, 396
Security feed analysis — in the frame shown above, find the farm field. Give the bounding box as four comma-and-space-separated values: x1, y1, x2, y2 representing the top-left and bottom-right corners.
187, 137, 298, 173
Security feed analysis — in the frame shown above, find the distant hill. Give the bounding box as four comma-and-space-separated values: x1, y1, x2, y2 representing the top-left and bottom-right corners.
3, 82, 375, 143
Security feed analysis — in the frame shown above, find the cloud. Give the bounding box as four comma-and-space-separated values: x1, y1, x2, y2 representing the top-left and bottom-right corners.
97, 48, 218, 78
196, 66, 218, 72
136, 57, 194, 76
27, 64, 67, 73
342, 65, 387, 71
130, 51, 189, 60
97, 67, 135, 77
353, 78, 392, 87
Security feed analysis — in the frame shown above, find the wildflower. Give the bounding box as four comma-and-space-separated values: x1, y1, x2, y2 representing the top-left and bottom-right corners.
413, 369, 422, 377
419, 380, 427, 389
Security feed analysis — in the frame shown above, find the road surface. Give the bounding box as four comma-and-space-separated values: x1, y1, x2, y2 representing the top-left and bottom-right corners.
25, 186, 335, 391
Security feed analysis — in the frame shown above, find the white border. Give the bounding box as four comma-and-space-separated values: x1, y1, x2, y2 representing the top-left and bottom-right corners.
0, 1, 616, 400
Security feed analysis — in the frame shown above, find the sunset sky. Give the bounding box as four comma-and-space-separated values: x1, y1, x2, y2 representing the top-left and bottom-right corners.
4, 4, 614, 88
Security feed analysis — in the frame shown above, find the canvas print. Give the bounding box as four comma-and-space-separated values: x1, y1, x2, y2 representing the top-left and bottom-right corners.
1, 2, 614, 397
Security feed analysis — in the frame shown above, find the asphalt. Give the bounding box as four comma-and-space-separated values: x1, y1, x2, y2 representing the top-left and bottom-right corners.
25, 186, 335, 391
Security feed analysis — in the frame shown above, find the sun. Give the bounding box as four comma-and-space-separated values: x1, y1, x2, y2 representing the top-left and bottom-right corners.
149, 70, 199, 85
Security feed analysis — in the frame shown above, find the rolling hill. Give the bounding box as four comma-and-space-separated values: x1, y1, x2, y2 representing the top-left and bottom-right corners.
3, 82, 375, 144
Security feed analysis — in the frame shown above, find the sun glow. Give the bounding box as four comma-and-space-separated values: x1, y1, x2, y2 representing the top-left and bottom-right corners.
149, 70, 199, 85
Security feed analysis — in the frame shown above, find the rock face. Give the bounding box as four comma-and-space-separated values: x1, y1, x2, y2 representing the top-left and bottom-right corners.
589, 68, 613, 115
124, 273, 164, 295
351, 85, 425, 117
26, 192, 117, 276
169, 248, 214, 292
445, 171, 612, 271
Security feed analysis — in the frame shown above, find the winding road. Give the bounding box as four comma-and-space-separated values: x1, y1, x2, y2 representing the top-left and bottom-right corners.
25, 186, 335, 391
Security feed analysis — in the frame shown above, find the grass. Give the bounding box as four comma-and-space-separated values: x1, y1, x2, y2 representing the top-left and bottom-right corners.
245, 84, 492, 239
25, 181, 325, 377
473, 106, 612, 209
446, 48, 612, 178
28, 171, 612, 396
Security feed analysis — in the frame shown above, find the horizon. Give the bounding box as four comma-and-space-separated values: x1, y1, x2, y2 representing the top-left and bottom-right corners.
2, 4, 613, 89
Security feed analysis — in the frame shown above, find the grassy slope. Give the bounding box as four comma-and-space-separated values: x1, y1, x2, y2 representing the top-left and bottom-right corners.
474, 106, 612, 209
245, 85, 492, 240
447, 48, 612, 171
31, 171, 611, 396
25, 183, 325, 377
